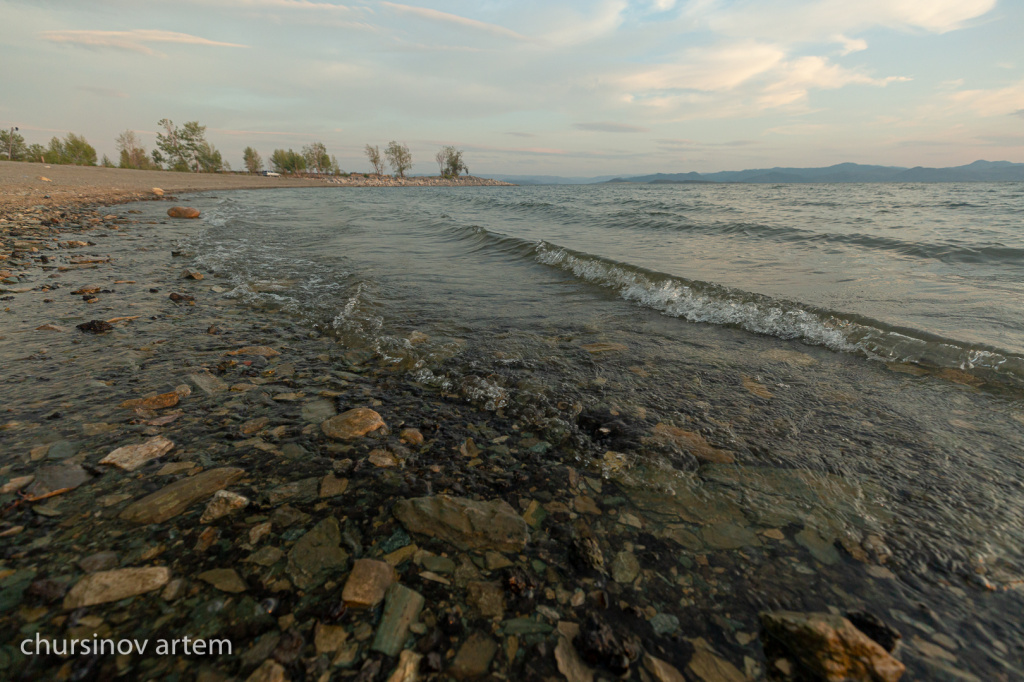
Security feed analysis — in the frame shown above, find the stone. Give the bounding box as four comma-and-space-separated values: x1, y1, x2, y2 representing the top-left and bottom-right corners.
225, 345, 280, 357
78, 551, 119, 573
77, 319, 113, 333
387, 649, 423, 682
556, 636, 595, 682
167, 206, 201, 219
796, 527, 841, 565
701, 523, 761, 550
611, 551, 640, 584
644, 654, 687, 682
189, 371, 228, 395
198, 568, 247, 593
0, 475, 33, 494
119, 391, 180, 411
369, 449, 399, 467
24, 464, 91, 498
320, 474, 348, 498
371, 584, 425, 656
399, 428, 424, 445
581, 342, 628, 354
120, 467, 245, 524
761, 611, 906, 682
45, 440, 78, 460
301, 399, 336, 423
63, 567, 171, 609
36, 323, 67, 332
200, 490, 251, 523
648, 424, 734, 463
686, 647, 745, 682
286, 517, 349, 590
467, 581, 505, 618
181, 268, 204, 279
240, 417, 269, 435
450, 632, 499, 679
321, 408, 386, 440
342, 559, 394, 609
245, 659, 287, 682
393, 495, 529, 552
100, 436, 175, 471
315, 621, 349, 654
152, 187, 164, 196
246, 546, 284, 567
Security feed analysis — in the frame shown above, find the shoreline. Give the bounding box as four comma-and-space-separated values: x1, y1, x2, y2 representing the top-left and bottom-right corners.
0, 161, 513, 211
0, 189, 1009, 681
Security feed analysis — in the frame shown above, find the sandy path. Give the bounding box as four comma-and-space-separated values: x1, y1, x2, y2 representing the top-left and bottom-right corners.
0, 160, 333, 210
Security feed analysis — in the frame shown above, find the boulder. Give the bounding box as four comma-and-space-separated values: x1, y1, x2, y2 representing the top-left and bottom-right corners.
393, 495, 529, 551
167, 206, 201, 219
761, 611, 905, 681
321, 408, 386, 440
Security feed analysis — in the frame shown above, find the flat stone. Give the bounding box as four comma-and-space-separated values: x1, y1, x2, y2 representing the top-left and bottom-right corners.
760, 611, 906, 682
119, 391, 180, 411
556, 636, 595, 682
399, 428, 424, 446
648, 424, 734, 463
240, 417, 269, 435
120, 467, 245, 524
581, 342, 628, 354
63, 567, 170, 609
322, 408, 386, 440
702, 523, 761, 550
225, 345, 280, 357
200, 490, 251, 523
315, 621, 349, 654
320, 474, 348, 498
1, 475, 34, 494
467, 581, 505, 618
46, 440, 78, 460
371, 584, 425, 657
287, 517, 349, 590
393, 495, 529, 552
246, 546, 284, 567
24, 464, 91, 498
197, 568, 247, 593
78, 551, 119, 573
245, 659, 286, 682
796, 527, 841, 565
301, 399, 336, 423
100, 436, 175, 471
189, 371, 228, 395
342, 559, 394, 609
611, 550, 640, 584
686, 648, 745, 682
369, 449, 399, 467
449, 632, 499, 679
387, 649, 423, 682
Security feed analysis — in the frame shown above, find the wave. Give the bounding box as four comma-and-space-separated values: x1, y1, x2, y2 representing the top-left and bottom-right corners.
439, 223, 1024, 386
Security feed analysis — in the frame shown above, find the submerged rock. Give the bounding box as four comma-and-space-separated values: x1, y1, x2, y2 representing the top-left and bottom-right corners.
200, 489, 251, 523
287, 517, 349, 590
393, 495, 529, 551
99, 435, 174, 471
761, 611, 906, 682
63, 567, 170, 609
120, 467, 245, 524
321, 408, 386, 440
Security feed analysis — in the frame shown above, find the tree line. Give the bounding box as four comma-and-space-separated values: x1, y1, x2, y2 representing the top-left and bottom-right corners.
2, 122, 471, 178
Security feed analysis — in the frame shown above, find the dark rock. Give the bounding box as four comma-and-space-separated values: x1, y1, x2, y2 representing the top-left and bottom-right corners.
846, 610, 902, 653
76, 319, 113, 333
579, 615, 631, 675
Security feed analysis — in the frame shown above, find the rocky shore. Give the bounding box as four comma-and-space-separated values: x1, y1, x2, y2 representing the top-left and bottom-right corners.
0, 194, 1002, 681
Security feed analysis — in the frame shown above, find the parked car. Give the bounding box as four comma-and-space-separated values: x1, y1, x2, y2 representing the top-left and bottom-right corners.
262, 170, 280, 177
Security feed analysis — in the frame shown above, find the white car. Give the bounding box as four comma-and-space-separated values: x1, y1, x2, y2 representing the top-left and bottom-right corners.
262, 171, 280, 177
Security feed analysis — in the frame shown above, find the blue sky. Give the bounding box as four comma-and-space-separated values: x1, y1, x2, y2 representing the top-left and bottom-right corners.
2, 0, 1022, 175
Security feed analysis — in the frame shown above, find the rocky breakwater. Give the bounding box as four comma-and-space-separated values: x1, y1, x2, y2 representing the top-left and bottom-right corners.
326, 174, 514, 187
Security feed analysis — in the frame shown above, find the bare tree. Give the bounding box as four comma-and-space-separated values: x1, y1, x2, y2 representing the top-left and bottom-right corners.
364, 144, 384, 175
438, 145, 468, 178
116, 130, 151, 169
384, 140, 412, 178
435, 148, 446, 176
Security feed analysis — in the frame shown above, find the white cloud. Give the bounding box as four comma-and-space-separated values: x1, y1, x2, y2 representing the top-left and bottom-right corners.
40, 29, 248, 55
759, 55, 909, 107
574, 122, 651, 132
949, 81, 1024, 117
380, 2, 531, 42
834, 34, 867, 55
619, 43, 786, 94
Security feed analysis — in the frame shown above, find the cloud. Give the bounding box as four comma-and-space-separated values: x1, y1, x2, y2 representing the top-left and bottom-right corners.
40, 29, 248, 55
574, 122, 650, 133
76, 85, 129, 98
1014, 109, 1024, 120
619, 43, 786, 94
541, 1, 628, 46
505, 132, 538, 138
834, 34, 867, 55
949, 81, 1024, 117
380, 2, 531, 41
759, 56, 909, 107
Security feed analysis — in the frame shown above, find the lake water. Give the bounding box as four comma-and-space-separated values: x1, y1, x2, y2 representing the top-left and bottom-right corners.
181, 182, 1024, 676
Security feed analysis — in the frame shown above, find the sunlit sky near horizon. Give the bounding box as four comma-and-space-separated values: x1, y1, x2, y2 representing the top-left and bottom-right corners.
2, 0, 1023, 176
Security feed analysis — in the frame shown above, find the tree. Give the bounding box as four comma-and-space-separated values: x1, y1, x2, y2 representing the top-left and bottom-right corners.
384, 140, 412, 178
156, 119, 210, 172
302, 141, 330, 175
364, 144, 384, 175
26, 143, 46, 163
42, 133, 97, 166
101, 154, 116, 168
1, 128, 26, 161
116, 130, 154, 169
151, 149, 165, 169
196, 141, 225, 173
270, 148, 306, 174
330, 155, 341, 175
438, 145, 468, 178
243, 146, 262, 174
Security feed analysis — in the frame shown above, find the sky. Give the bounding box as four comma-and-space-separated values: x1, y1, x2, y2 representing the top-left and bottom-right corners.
2, 0, 1023, 176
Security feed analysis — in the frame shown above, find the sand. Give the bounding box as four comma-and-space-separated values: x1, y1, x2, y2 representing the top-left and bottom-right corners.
0, 160, 332, 210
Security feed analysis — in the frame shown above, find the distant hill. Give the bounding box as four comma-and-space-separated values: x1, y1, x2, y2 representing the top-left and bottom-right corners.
606, 160, 1024, 184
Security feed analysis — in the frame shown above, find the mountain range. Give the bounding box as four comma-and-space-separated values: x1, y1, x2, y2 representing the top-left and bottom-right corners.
489, 160, 1024, 185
